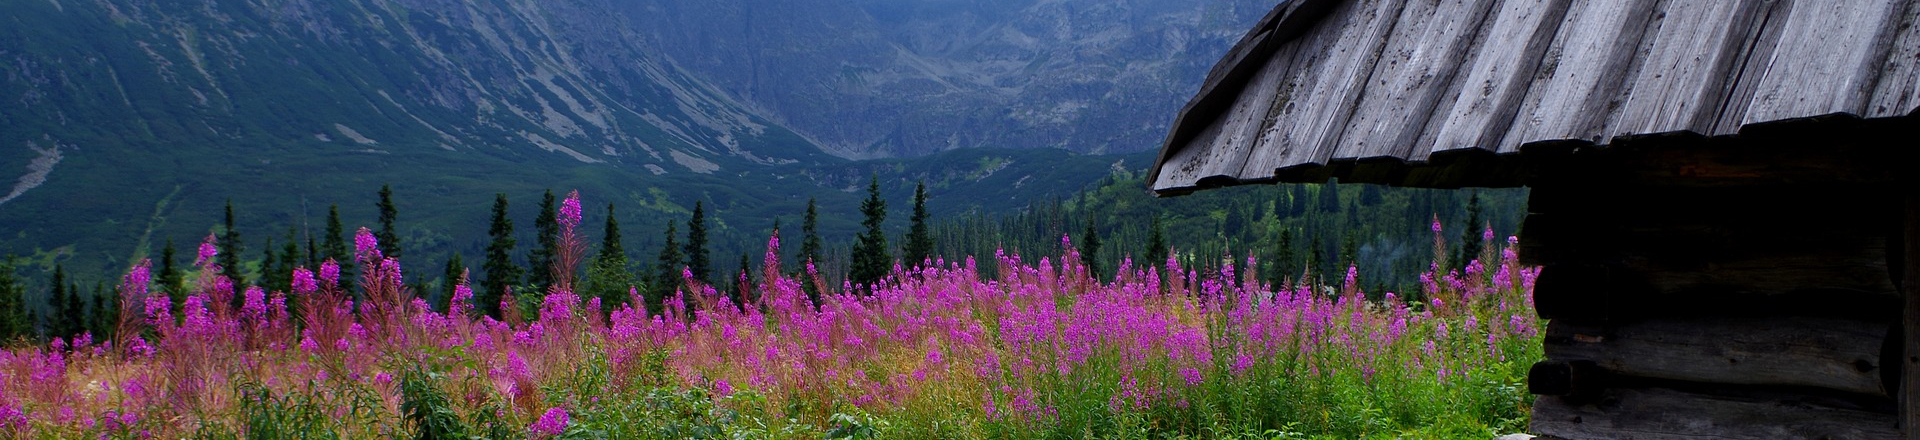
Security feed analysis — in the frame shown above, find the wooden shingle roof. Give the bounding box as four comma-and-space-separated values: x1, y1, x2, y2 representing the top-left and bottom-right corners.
1149, 0, 1920, 195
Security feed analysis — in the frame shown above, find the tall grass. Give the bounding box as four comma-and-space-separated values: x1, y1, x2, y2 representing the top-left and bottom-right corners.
0, 192, 1539, 439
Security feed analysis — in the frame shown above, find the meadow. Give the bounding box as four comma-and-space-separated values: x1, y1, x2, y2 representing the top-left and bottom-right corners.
0, 192, 1540, 439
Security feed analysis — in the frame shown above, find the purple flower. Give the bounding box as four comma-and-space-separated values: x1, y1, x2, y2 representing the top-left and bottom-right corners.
714, 379, 734, 398
197, 234, 219, 267
319, 259, 341, 285
292, 267, 318, 294
242, 286, 267, 325
559, 190, 582, 230
354, 227, 381, 263
529, 407, 569, 437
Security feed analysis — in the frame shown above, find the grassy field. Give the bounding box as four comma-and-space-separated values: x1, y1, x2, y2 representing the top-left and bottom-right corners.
0, 193, 1539, 439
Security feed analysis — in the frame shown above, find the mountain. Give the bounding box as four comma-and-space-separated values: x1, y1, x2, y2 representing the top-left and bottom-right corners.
0, 0, 1262, 283
624, 0, 1274, 158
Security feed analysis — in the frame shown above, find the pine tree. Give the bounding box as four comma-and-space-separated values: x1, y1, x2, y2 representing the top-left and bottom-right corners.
528, 190, 559, 294
849, 176, 891, 291
903, 181, 934, 270
583, 204, 633, 311
480, 194, 521, 319
260, 236, 278, 291
305, 234, 319, 270
1458, 190, 1484, 266
684, 201, 712, 285
0, 258, 28, 341
1317, 184, 1342, 214
50, 264, 80, 337
89, 283, 112, 338
221, 200, 246, 307
1079, 220, 1102, 280
442, 252, 464, 313
1146, 216, 1168, 265
276, 227, 300, 291
376, 185, 402, 261
797, 198, 824, 306
323, 204, 355, 293
650, 223, 682, 314
158, 240, 184, 310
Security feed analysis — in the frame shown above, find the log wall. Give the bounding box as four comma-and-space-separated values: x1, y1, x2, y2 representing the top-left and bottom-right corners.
1521, 130, 1910, 439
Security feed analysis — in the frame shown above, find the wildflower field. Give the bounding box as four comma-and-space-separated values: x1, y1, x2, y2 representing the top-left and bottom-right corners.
0, 192, 1540, 439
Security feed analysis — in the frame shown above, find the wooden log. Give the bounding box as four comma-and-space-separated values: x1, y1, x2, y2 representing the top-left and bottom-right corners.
1542, 318, 1892, 398
1529, 359, 1606, 400
1532, 387, 1899, 440
1533, 264, 1900, 321
1901, 193, 1918, 438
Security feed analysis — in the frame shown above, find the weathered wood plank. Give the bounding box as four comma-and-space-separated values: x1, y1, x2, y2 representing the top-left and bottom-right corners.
1184, 40, 1303, 183
1869, 0, 1920, 119
1423, 0, 1572, 155
1502, 0, 1661, 145
1740, 0, 1905, 125
1611, 0, 1763, 137
1151, 107, 1232, 191
1707, 0, 1792, 135
1532, 387, 1900, 440
1544, 317, 1891, 397
1238, 0, 1406, 177
1335, 0, 1500, 161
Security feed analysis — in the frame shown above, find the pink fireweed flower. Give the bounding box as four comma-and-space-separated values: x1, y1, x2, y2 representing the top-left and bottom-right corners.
529, 407, 568, 437
559, 190, 582, 230
319, 259, 341, 286
713, 379, 734, 398
196, 233, 219, 267
353, 228, 378, 263
292, 267, 318, 294
1431, 216, 1443, 233
241, 286, 267, 325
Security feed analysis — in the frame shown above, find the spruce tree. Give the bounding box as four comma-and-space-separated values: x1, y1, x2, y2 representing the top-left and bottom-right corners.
0, 258, 28, 341
528, 190, 559, 294
1317, 184, 1342, 214
260, 236, 278, 291
1457, 190, 1486, 266
583, 204, 633, 310
89, 283, 112, 338
799, 198, 823, 267
849, 176, 891, 291
50, 265, 76, 337
480, 194, 521, 319
1146, 216, 1168, 265
650, 223, 682, 314
903, 181, 934, 270
684, 201, 712, 285
376, 184, 402, 260
221, 200, 246, 307
442, 252, 464, 313
323, 204, 355, 292
276, 227, 300, 291
159, 240, 184, 310
1079, 220, 1102, 280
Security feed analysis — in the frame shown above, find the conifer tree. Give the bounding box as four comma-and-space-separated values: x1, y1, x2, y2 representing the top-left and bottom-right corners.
850, 176, 891, 291
583, 204, 633, 310
275, 227, 300, 291
480, 194, 521, 319
1146, 216, 1168, 266
260, 236, 278, 291
1317, 184, 1342, 214
684, 201, 712, 285
221, 200, 246, 306
376, 184, 402, 260
49, 264, 73, 337
1458, 190, 1484, 266
323, 204, 355, 293
903, 181, 934, 270
305, 234, 318, 270
442, 252, 464, 313
89, 283, 112, 337
799, 199, 823, 267
158, 240, 184, 309
0, 258, 28, 341
527, 190, 559, 294
650, 223, 682, 314
1079, 220, 1102, 280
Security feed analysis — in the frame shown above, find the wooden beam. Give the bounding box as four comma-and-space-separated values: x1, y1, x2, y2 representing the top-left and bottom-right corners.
1543, 318, 1892, 398
1532, 386, 1899, 440
1901, 193, 1919, 438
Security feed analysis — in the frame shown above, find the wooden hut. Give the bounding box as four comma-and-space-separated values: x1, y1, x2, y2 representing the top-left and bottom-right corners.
1147, 0, 1920, 438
